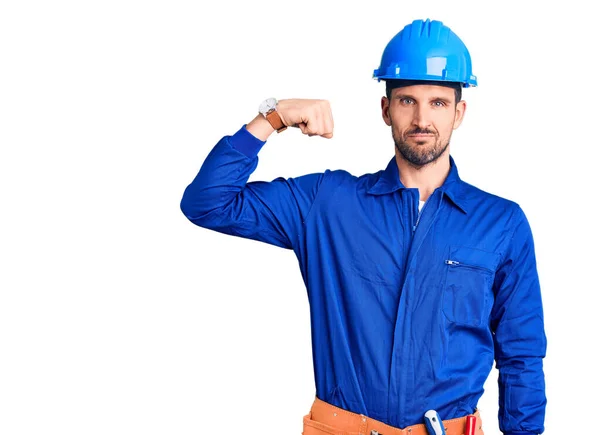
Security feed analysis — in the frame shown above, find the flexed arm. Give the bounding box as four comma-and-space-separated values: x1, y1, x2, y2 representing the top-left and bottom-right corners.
180, 99, 334, 250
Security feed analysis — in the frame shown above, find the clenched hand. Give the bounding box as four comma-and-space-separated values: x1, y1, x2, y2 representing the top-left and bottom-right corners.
246, 98, 334, 141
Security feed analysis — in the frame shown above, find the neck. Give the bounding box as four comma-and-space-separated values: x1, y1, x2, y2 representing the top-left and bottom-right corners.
394, 150, 451, 202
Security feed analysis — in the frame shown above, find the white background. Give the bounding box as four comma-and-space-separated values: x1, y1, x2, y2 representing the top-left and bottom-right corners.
0, 1, 598, 434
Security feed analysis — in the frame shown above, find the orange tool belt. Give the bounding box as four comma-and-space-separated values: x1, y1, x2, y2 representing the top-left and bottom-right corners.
303, 397, 484, 435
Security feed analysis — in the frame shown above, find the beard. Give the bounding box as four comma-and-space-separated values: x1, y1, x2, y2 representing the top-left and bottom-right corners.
393, 127, 450, 168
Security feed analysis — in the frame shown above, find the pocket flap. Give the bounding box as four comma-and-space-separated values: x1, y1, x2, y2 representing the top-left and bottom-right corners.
447, 245, 500, 273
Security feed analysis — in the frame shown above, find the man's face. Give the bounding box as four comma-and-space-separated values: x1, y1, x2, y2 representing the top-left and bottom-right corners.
381, 84, 466, 167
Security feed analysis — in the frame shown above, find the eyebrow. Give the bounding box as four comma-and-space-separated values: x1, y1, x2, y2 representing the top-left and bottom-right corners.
395, 93, 453, 104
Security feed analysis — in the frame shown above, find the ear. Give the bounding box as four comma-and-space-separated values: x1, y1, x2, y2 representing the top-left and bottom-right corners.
452, 100, 467, 130
381, 96, 392, 126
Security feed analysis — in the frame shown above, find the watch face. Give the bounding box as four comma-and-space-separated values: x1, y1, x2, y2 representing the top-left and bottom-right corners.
259, 97, 277, 114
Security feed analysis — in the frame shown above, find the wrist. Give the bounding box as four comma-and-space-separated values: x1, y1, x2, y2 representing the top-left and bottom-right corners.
246, 113, 275, 141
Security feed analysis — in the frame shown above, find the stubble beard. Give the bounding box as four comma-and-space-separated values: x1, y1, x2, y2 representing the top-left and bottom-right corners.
393, 128, 451, 168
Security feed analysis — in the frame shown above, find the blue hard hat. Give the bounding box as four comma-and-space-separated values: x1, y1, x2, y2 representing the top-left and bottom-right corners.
373, 19, 477, 87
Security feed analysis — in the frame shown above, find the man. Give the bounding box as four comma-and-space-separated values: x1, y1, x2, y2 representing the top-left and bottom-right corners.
180, 18, 546, 435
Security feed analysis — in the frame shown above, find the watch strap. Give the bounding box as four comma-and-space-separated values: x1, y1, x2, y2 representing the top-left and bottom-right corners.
265, 109, 287, 133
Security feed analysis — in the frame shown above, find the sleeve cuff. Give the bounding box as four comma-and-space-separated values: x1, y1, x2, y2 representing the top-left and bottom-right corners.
227, 124, 267, 158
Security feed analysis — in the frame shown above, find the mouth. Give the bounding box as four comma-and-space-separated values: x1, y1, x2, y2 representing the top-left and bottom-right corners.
407, 133, 435, 137
407, 134, 435, 141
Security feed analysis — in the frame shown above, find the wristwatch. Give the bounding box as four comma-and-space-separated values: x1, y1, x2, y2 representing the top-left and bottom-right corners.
258, 97, 287, 133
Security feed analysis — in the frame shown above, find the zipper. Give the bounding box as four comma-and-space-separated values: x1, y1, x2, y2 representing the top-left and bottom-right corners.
412, 196, 430, 232
445, 259, 493, 273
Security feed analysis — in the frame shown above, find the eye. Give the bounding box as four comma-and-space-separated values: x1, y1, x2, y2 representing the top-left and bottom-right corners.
432, 100, 446, 107
398, 97, 414, 105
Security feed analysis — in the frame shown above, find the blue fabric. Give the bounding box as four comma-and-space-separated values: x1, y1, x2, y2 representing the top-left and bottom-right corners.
180, 125, 546, 435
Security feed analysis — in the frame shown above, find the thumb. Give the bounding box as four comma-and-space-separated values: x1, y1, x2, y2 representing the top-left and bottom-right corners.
297, 122, 308, 134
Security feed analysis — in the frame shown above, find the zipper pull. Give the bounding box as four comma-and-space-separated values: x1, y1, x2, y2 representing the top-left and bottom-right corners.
445, 260, 460, 266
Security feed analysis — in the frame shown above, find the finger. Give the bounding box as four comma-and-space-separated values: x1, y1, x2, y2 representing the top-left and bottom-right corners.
303, 117, 319, 136
322, 115, 333, 138
313, 102, 333, 138
317, 113, 333, 138
300, 123, 317, 137
297, 122, 308, 135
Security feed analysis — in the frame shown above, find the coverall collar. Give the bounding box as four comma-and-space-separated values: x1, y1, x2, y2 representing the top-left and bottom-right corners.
366, 154, 468, 214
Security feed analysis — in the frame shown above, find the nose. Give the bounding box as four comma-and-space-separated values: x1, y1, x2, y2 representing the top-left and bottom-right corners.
412, 105, 431, 130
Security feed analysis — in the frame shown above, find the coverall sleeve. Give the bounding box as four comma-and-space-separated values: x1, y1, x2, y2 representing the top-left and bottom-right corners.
490, 206, 547, 435
180, 125, 326, 250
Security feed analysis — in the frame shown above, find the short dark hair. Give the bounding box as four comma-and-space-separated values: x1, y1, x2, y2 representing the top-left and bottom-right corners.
385, 79, 462, 105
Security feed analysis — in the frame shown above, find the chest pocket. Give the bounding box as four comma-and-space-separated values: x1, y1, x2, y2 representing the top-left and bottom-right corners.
442, 245, 500, 327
